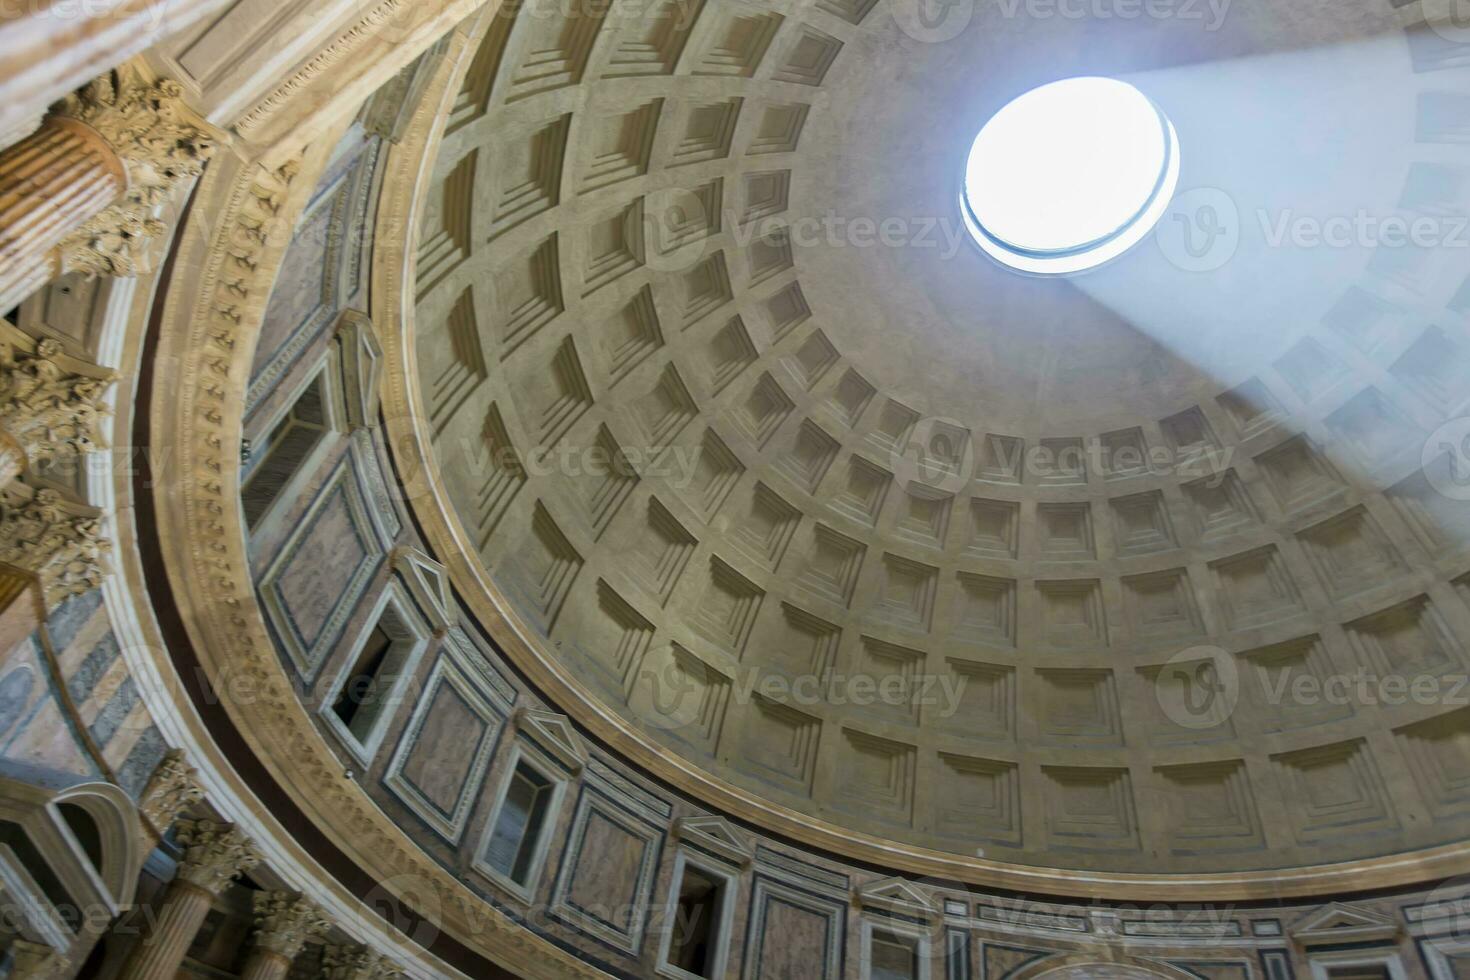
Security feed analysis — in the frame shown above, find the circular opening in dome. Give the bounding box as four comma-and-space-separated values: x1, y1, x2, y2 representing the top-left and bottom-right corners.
961, 76, 1180, 275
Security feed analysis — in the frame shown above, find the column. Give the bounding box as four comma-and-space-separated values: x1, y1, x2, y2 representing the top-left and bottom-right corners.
320, 944, 404, 980
0, 70, 213, 312
117, 819, 259, 980
241, 892, 330, 980
0, 0, 236, 151
0, 116, 123, 306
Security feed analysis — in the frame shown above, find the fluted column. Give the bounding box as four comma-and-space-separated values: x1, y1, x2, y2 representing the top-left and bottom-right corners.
0, 117, 123, 305
0, 0, 237, 152
241, 891, 331, 980
0, 70, 213, 312
320, 944, 404, 980
117, 819, 259, 980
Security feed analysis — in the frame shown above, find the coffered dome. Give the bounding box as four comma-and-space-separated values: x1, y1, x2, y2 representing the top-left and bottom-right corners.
13, 0, 1470, 975
407, 0, 1470, 882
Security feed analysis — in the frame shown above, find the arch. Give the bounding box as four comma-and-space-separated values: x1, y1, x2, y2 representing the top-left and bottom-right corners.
1014, 953, 1203, 980
50, 780, 143, 910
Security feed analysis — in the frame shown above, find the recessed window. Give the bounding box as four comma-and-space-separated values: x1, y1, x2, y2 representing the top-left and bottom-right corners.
1325, 968, 1392, 980
961, 76, 1179, 275
656, 854, 735, 980
56, 803, 102, 873
324, 586, 428, 760
483, 760, 556, 886
332, 623, 395, 739
871, 931, 920, 980
241, 372, 331, 529
665, 866, 725, 977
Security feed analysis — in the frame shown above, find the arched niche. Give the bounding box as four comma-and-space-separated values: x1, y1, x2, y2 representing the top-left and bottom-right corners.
0, 768, 143, 957
1017, 953, 1202, 980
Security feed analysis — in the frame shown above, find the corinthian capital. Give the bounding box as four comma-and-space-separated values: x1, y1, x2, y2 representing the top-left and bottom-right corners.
252, 891, 331, 960
53, 71, 216, 279
56, 72, 214, 207
0, 338, 115, 470
174, 819, 260, 896
138, 748, 204, 835
0, 486, 110, 608
320, 944, 404, 980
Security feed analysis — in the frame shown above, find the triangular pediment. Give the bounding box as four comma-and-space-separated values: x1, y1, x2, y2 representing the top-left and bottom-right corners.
856, 876, 939, 919
674, 816, 753, 866
391, 547, 453, 630
335, 309, 382, 430
514, 708, 587, 773
1290, 902, 1396, 945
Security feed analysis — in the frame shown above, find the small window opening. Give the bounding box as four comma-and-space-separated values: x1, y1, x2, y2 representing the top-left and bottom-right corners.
666, 865, 724, 977
57, 802, 103, 872
241, 373, 330, 529
484, 761, 555, 885
871, 931, 919, 980
331, 605, 413, 744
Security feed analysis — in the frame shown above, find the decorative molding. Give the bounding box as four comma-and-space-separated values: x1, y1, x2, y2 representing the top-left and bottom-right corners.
321, 943, 405, 980
336, 310, 383, 431
855, 876, 940, 921
673, 815, 752, 867
512, 706, 587, 774
137, 748, 204, 837
147, 22, 607, 976
391, 546, 453, 632
4, 939, 62, 979
0, 485, 110, 608
0, 336, 116, 475
54, 72, 216, 279
174, 819, 261, 896
252, 890, 332, 960
1289, 902, 1398, 946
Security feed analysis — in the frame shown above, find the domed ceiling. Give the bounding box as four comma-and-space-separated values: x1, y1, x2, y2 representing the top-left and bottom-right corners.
406, 0, 1470, 880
